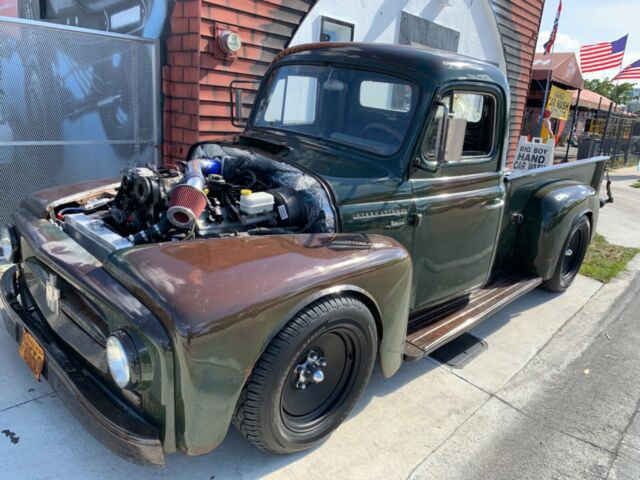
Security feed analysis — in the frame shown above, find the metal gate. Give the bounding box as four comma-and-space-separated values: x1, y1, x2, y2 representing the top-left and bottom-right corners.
0, 17, 159, 227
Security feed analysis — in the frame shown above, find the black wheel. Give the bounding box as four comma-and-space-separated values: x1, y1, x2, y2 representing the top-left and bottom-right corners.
233, 295, 377, 454
541, 215, 591, 292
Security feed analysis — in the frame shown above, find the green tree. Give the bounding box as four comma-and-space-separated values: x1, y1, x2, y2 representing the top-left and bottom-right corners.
583, 78, 637, 105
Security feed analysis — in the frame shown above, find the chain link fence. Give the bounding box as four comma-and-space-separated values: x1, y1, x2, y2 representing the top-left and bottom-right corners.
0, 18, 159, 227
581, 109, 639, 167
521, 103, 639, 166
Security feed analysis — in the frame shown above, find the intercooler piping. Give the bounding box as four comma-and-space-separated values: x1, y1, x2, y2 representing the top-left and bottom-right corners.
166, 158, 223, 229
184, 158, 222, 190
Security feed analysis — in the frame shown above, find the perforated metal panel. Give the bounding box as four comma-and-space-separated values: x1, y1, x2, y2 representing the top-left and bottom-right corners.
0, 18, 159, 227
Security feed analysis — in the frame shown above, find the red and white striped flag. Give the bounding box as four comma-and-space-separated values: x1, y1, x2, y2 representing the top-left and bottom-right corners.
613, 59, 640, 81
580, 35, 628, 73
543, 0, 562, 55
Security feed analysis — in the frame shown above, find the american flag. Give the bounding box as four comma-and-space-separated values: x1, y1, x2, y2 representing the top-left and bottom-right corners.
613, 59, 640, 81
580, 35, 628, 73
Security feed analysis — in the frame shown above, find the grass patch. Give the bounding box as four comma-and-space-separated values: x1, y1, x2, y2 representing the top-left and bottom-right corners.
631, 179, 640, 189
580, 233, 639, 283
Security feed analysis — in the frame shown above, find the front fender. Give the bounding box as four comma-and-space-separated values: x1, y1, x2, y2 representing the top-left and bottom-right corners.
516, 180, 598, 280
105, 233, 411, 456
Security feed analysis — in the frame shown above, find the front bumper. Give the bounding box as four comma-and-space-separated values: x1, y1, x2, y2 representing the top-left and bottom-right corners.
1, 265, 165, 467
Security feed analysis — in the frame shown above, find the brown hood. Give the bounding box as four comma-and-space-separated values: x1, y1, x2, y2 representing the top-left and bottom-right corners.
103, 233, 409, 338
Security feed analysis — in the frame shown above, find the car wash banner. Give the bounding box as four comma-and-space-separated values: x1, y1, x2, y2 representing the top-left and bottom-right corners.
546, 85, 572, 120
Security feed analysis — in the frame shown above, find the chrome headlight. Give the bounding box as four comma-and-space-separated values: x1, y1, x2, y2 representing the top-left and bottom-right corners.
106, 331, 140, 389
1, 224, 19, 264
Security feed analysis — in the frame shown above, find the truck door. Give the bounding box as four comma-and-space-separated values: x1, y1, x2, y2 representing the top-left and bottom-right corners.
410, 88, 505, 310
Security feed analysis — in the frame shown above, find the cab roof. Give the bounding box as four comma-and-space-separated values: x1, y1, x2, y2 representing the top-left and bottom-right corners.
274, 42, 508, 92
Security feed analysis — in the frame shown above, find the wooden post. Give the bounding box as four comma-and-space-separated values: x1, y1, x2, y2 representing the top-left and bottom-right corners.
537, 51, 556, 136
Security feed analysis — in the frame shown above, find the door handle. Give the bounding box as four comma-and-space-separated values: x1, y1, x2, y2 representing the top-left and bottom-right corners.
483, 198, 505, 210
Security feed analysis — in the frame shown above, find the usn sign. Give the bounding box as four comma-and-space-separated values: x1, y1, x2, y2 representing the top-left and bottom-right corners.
512, 136, 554, 171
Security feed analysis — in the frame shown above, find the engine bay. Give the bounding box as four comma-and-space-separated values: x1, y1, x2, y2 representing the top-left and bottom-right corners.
52, 144, 336, 260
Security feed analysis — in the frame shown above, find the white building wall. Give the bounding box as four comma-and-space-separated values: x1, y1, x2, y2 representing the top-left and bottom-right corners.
289, 0, 506, 75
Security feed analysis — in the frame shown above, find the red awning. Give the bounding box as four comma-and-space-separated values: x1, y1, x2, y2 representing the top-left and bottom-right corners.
572, 89, 613, 111
532, 52, 584, 90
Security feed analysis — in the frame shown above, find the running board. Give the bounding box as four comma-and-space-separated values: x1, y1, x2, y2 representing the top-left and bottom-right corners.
404, 274, 542, 361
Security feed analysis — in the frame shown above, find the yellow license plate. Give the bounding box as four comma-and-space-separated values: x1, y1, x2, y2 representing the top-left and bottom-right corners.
18, 331, 45, 381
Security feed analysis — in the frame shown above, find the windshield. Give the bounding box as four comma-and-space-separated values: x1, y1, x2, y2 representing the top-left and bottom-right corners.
251, 65, 418, 156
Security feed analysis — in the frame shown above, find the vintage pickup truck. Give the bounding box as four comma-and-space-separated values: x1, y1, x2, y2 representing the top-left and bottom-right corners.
1, 43, 608, 466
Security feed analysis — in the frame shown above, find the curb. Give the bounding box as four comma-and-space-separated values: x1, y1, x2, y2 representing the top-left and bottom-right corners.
495, 253, 640, 397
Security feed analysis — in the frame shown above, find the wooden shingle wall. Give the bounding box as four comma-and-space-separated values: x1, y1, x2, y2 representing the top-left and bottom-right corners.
490, 0, 546, 165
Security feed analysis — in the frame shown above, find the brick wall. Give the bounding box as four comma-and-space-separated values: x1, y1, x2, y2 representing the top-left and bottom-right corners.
162, 0, 316, 166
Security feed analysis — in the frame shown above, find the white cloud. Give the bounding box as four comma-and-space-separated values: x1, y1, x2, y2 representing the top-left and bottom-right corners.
536, 31, 580, 53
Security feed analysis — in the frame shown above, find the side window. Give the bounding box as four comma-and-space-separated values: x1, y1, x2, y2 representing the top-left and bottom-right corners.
263, 75, 318, 125
420, 102, 446, 165
450, 92, 496, 158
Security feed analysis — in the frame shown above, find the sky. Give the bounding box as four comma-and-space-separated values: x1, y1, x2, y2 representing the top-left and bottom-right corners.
536, 0, 640, 86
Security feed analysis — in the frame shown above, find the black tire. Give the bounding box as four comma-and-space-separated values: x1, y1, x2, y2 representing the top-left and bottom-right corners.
541, 215, 591, 292
233, 295, 377, 454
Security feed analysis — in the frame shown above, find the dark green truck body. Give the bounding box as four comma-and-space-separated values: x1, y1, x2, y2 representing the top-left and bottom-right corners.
1, 43, 607, 465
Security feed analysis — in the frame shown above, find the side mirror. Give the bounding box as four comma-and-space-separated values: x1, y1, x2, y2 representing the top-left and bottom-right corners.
229, 80, 260, 127
443, 116, 466, 163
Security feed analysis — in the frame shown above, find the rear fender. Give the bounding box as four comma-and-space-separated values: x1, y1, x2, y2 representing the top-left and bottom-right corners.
516, 180, 597, 280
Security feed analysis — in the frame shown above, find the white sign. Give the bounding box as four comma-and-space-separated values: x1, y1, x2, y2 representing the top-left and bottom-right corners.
512, 136, 554, 171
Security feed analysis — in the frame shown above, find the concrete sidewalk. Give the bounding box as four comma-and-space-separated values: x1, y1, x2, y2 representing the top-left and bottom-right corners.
597, 165, 640, 249
411, 258, 640, 480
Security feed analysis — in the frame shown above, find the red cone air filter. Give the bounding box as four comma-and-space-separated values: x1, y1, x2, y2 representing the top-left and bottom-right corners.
167, 184, 208, 229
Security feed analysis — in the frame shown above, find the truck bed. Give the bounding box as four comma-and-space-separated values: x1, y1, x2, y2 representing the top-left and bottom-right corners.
494, 156, 608, 272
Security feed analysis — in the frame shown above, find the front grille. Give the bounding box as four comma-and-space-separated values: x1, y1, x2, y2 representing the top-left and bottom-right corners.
20, 257, 109, 375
